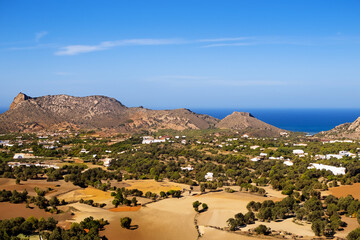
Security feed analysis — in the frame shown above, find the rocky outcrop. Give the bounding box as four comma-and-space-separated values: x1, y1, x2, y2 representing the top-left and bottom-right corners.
9, 92, 32, 110
216, 111, 286, 137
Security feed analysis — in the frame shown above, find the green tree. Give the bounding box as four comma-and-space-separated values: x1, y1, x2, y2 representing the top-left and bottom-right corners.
193, 201, 201, 212
120, 217, 132, 229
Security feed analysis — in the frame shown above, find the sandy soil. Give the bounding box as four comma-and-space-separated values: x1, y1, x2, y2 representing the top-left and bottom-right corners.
241, 219, 314, 237
335, 216, 359, 238
201, 227, 276, 240
110, 179, 190, 194
328, 183, 360, 199
68, 190, 313, 240
196, 191, 280, 228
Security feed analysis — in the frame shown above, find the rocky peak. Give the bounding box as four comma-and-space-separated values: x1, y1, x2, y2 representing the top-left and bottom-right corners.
228, 111, 254, 118
9, 92, 32, 110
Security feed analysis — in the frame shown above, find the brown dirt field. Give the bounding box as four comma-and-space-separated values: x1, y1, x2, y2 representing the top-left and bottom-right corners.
109, 206, 141, 212
0, 202, 73, 225
329, 183, 360, 199
110, 179, 190, 194
0, 178, 80, 197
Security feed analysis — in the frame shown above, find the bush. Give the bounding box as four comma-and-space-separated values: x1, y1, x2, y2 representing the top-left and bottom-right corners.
120, 217, 132, 229
254, 224, 270, 235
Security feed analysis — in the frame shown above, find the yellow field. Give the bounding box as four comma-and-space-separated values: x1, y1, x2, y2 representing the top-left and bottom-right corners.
111, 179, 189, 194
58, 186, 112, 202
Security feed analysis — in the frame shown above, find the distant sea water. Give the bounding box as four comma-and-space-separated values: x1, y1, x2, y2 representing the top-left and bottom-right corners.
1, 107, 359, 135
191, 108, 360, 134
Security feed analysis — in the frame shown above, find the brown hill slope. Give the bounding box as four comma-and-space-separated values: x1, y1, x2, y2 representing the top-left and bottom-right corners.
0, 93, 286, 136
216, 111, 286, 137
317, 117, 360, 139
0, 93, 218, 133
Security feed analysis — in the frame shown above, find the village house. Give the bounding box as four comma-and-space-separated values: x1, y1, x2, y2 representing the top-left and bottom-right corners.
13, 153, 37, 159
308, 163, 346, 175
293, 149, 305, 155
205, 172, 214, 181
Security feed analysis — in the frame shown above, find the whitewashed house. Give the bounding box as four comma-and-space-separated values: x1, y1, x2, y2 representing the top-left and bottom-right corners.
308, 163, 346, 175
205, 172, 214, 181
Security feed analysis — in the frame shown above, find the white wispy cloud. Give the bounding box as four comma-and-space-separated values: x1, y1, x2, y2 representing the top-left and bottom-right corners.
54, 37, 254, 56
35, 31, 48, 42
55, 38, 185, 56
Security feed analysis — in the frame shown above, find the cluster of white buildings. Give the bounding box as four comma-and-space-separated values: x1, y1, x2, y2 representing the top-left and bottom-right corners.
180, 166, 194, 171
13, 153, 38, 159
142, 136, 168, 144
7, 162, 59, 169
315, 151, 357, 160
308, 163, 346, 175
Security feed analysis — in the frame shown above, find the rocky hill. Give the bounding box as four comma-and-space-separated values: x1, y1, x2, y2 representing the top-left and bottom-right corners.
216, 111, 286, 137
317, 117, 360, 139
0, 93, 218, 133
0, 93, 286, 136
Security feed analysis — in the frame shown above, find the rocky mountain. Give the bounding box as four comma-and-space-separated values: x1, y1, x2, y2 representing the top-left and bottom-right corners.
0, 93, 218, 133
216, 111, 286, 137
317, 117, 360, 139
0, 93, 286, 136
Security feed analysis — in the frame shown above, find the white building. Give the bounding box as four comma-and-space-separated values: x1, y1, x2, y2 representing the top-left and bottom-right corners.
13, 153, 36, 159
102, 158, 112, 167
80, 149, 89, 154
326, 154, 343, 160
181, 166, 194, 171
142, 136, 166, 144
283, 160, 294, 166
293, 149, 305, 155
205, 172, 214, 181
250, 145, 260, 150
308, 163, 346, 175
251, 157, 261, 162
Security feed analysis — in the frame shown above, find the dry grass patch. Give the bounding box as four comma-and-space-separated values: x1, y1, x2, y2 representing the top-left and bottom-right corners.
58, 187, 112, 202
111, 179, 189, 194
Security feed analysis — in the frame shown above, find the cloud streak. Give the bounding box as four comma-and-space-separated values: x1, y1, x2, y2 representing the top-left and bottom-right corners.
55, 38, 185, 56
35, 31, 48, 42
54, 37, 254, 56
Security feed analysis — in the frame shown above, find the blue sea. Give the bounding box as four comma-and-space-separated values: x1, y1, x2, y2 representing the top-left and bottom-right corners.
1, 108, 359, 134
191, 108, 360, 134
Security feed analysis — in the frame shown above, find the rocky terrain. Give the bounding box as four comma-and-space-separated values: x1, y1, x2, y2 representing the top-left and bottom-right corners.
317, 117, 360, 139
216, 111, 286, 137
0, 93, 285, 136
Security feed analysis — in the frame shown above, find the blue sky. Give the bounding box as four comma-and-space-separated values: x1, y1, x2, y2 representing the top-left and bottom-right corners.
0, 0, 359, 110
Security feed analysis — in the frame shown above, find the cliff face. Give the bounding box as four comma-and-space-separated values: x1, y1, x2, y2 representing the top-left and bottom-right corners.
0, 93, 218, 133
317, 117, 360, 139
216, 111, 286, 137
9, 92, 32, 110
